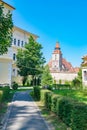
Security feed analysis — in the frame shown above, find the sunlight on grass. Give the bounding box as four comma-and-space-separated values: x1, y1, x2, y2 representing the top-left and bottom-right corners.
53, 89, 87, 104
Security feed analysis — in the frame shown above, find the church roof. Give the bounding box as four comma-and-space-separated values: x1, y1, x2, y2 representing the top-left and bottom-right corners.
53, 42, 62, 54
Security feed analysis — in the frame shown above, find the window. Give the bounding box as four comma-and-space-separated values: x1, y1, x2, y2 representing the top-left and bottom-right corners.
21, 41, 24, 47
14, 38, 16, 45
18, 40, 20, 46
84, 71, 87, 81
13, 53, 16, 61
13, 69, 15, 76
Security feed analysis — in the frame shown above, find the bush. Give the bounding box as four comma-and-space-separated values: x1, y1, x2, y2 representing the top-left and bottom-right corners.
58, 98, 74, 127
72, 103, 87, 130
2, 86, 10, 101
44, 92, 52, 110
40, 89, 50, 102
0, 90, 3, 103
33, 86, 41, 101
12, 82, 18, 90
51, 95, 62, 114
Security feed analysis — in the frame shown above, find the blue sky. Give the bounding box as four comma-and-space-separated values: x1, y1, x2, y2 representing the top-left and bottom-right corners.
4, 0, 87, 67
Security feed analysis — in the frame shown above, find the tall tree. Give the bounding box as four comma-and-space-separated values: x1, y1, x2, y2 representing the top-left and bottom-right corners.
16, 36, 45, 85
41, 65, 53, 87
0, 4, 13, 55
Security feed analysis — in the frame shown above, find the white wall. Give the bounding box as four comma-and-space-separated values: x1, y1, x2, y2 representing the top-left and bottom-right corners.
82, 68, 87, 87
0, 61, 12, 85
51, 72, 77, 83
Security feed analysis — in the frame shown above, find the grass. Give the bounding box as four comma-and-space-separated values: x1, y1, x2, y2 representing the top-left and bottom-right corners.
53, 89, 87, 104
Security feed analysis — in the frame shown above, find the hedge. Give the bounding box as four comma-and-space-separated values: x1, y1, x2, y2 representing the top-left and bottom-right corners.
72, 103, 87, 130
44, 92, 52, 110
2, 86, 10, 101
44, 91, 87, 130
0, 90, 3, 103
33, 86, 41, 101
51, 95, 62, 114
58, 98, 75, 127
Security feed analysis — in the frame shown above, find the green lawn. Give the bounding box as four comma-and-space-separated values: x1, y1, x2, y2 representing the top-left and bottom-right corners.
53, 89, 87, 104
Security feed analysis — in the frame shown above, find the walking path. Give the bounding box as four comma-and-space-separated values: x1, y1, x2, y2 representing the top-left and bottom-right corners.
2, 91, 53, 130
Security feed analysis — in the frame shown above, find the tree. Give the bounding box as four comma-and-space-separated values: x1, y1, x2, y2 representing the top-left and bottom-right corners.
0, 4, 13, 55
72, 68, 82, 89
41, 65, 53, 87
16, 36, 45, 85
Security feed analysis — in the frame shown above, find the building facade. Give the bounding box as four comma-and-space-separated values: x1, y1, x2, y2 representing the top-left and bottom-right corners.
0, 1, 38, 86
81, 55, 87, 88
48, 42, 79, 83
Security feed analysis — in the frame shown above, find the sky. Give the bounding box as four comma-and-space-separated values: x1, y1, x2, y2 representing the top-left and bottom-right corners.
3, 0, 87, 67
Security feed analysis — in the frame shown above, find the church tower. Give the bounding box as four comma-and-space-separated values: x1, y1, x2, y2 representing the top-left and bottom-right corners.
52, 42, 62, 71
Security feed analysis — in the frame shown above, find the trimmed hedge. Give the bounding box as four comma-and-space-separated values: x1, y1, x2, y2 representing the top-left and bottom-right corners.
72, 103, 87, 130
51, 95, 62, 114
58, 98, 74, 127
44, 92, 52, 110
0, 90, 3, 103
44, 91, 87, 130
2, 86, 10, 101
33, 86, 41, 101
0, 86, 10, 102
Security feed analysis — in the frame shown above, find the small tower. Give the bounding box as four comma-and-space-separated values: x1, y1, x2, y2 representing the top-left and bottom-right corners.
52, 42, 62, 71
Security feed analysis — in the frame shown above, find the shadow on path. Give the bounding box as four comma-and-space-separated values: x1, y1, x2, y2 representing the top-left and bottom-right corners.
3, 91, 51, 130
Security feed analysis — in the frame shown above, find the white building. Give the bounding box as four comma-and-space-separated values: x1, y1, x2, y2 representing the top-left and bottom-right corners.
0, 1, 38, 86
81, 55, 87, 88
48, 42, 79, 83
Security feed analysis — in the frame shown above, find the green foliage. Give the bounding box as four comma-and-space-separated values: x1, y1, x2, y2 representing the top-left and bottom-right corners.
44, 92, 52, 110
59, 98, 74, 127
2, 86, 10, 101
0, 4, 13, 55
43, 90, 87, 129
33, 86, 41, 101
12, 82, 18, 90
72, 68, 82, 89
22, 76, 28, 86
16, 36, 45, 85
41, 65, 53, 87
72, 78, 81, 89
52, 84, 71, 90
72, 103, 87, 130
59, 79, 62, 84
40, 89, 50, 102
51, 95, 63, 114
0, 90, 3, 103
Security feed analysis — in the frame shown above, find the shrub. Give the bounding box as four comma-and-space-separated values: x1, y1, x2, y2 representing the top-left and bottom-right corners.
51, 95, 62, 114
44, 92, 52, 110
40, 89, 50, 102
51, 96, 58, 113
72, 103, 87, 130
2, 86, 10, 101
0, 90, 3, 103
12, 82, 18, 90
33, 86, 41, 101
58, 98, 74, 127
